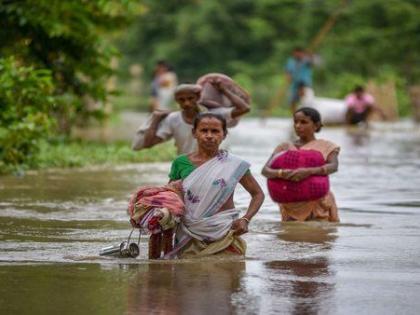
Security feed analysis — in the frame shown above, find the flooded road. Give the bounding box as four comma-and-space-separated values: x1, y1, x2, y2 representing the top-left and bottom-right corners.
1, 116, 420, 314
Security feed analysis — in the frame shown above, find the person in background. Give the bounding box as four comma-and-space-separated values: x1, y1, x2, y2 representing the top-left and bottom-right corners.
136, 80, 250, 155
150, 60, 178, 111
285, 47, 313, 113
345, 85, 385, 125
262, 107, 340, 222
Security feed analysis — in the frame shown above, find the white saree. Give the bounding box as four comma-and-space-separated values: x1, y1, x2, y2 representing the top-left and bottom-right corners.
164, 150, 250, 258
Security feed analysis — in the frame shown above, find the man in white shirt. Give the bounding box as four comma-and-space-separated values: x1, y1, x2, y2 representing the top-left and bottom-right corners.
132, 81, 250, 155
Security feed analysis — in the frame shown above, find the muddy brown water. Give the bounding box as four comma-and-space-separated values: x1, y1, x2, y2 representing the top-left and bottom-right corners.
1, 116, 420, 314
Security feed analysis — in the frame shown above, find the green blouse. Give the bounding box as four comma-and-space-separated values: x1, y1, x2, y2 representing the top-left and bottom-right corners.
169, 155, 196, 181
168, 154, 251, 181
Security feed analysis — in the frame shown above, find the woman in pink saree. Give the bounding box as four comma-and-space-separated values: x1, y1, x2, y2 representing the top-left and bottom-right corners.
262, 107, 340, 222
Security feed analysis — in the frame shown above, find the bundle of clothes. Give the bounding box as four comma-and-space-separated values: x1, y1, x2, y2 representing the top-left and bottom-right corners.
127, 183, 184, 259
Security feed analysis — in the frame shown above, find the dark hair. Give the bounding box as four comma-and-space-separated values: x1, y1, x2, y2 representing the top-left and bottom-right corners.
293, 46, 304, 52
193, 112, 228, 136
294, 107, 323, 132
297, 81, 307, 89
156, 60, 174, 71
354, 85, 364, 93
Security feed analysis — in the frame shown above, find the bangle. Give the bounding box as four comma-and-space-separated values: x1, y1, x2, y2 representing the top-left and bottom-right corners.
240, 217, 250, 224
277, 169, 283, 178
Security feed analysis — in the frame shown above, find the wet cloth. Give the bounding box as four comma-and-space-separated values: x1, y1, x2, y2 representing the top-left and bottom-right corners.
274, 140, 340, 222
164, 150, 250, 258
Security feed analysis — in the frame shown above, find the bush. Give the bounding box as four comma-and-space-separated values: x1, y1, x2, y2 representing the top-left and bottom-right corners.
0, 57, 56, 173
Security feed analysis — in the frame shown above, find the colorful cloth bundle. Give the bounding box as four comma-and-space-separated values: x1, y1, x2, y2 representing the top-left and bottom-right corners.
128, 186, 185, 234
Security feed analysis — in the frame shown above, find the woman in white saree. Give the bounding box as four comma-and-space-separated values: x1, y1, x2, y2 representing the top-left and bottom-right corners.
165, 113, 264, 258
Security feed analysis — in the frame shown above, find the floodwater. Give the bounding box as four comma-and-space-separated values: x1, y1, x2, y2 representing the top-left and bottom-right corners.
1, 116, 420, 314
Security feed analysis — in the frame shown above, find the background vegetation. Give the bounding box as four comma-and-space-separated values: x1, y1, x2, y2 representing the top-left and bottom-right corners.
0, 0, 143, 173
120, 0, 419, 114
1, 0, 419, 173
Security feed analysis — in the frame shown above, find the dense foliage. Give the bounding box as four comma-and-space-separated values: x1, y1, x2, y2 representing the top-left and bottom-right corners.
0, 0, 139, 126
0, 57, 55, 173
121, 0, 420, 110
0, 0, 139, 172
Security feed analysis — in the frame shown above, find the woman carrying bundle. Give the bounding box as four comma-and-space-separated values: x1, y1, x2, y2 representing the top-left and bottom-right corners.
166, 112, 264, 258
262, 107, 340, 222
129, 112, 264, 259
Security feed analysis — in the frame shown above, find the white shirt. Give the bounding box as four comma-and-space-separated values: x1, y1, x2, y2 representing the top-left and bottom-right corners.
156, 107, 234, 154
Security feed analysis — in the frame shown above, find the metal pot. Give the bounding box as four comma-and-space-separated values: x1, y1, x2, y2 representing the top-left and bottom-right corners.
99, 229, 141, 258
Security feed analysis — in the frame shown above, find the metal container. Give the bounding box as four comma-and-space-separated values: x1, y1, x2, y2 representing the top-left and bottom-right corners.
99, 243, 125, 257
120, 241, 140, 258
99, 229, 141, 258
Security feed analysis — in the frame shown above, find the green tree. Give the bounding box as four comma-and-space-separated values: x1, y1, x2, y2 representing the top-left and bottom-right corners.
0, 0, 140, 172
0, 0, 139, 131
319, 0, 420, 84
0, 57, 55, 172
120, 0, 420, 110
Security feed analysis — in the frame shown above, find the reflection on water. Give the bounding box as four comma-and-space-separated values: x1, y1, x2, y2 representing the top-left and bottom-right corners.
126, 261, 245, 314
268, 223, 337, 315
232, 223, 338, 314
1, 118, 420, 314
265, 258, 333, 315
345, 125, 370, 146
278, 222, 338, 245
0, 264, 129, 315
